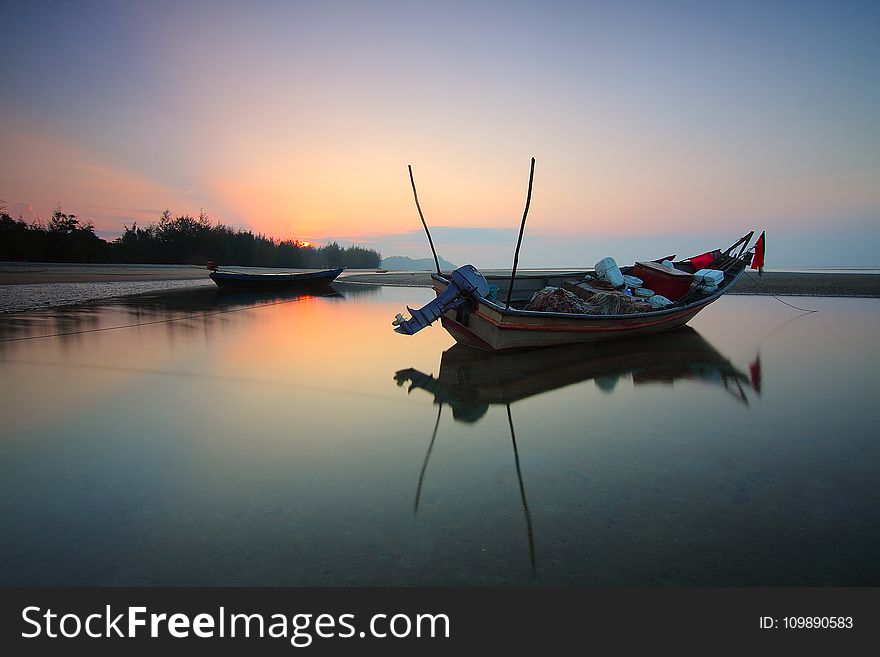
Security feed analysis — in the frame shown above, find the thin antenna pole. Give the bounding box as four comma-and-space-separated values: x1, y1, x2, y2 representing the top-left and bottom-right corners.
505, 157, 536, 308
408, 165, 442, 275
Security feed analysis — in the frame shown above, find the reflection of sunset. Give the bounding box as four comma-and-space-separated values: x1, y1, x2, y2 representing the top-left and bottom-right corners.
0, 288, 450, 444
2, 288, 880, 587
220, 291, 452, 389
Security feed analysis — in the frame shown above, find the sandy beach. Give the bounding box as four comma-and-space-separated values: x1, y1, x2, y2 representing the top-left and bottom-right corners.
1, 263, 878, 297
726, 271, 880, 297
0, 262, 208, 284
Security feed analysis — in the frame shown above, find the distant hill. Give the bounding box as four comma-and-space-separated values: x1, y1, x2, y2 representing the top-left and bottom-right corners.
381, 255, 457, 271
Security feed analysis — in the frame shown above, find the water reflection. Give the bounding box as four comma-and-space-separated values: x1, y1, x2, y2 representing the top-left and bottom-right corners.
395, 327, 760, 423
1, 288, 877, 586
401, 328, 761, 578
412, 401, 538, 576
394, 327, 761, 578
0, 281, 381, 347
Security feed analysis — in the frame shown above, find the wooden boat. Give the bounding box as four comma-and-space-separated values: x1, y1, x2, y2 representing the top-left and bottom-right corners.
209, 267, 343, 289
393, 233, 756, 351
395, 327, 758, 422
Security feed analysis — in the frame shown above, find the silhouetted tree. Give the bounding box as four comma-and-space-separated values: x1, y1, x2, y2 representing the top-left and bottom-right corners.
1, 206, 381, 268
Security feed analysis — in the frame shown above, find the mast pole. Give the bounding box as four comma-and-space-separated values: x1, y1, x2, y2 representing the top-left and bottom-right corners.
505, 157, 536, 308
408, 165, 442, 275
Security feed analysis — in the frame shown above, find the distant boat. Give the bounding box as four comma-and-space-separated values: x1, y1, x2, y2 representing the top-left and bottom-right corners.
393, 233, 757, 351
209, 267, 344, 289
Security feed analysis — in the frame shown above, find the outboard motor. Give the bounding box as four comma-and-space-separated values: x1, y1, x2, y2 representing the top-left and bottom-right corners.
393, 265, 491, 335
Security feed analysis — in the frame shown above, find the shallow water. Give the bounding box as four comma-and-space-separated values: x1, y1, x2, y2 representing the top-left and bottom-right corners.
0, 285, 877, 585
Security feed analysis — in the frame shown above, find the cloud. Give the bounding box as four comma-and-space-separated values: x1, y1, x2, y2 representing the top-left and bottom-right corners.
315, 226, 517, 263
0, 113, 221, 237
8, 202, 38, 222
83, 205, 165, 215
314, 224, 880, 269
423, 226, 518, 245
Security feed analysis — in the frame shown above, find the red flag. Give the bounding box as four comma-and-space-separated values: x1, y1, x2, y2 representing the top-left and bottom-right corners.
751, 231, 765, 275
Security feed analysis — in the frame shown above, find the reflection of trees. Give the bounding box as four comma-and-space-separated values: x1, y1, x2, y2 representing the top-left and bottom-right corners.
0, 280, 388, 354
0, 285, 351, 349
0, 307, 103, 353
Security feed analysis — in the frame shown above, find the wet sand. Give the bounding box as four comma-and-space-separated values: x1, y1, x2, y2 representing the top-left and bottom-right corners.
726, 272, 880, 297
0, 262, 207, 284
1, 263, 878, 297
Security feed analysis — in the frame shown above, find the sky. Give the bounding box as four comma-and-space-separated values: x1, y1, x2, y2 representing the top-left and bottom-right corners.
1, 0, 879, 267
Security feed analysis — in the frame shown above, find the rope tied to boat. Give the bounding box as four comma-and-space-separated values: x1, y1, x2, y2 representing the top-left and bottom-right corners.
742, 272, 818, 313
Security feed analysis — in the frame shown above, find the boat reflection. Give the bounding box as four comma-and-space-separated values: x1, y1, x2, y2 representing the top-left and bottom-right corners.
395, 327, 760, 423
412, 401, 538, 576
397, 328, 761, 579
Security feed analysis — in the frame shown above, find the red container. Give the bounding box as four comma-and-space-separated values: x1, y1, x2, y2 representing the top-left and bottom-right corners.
633, 261, 693, 301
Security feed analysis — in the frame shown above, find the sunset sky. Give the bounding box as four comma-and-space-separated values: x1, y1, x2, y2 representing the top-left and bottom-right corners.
2, 1, 878, 267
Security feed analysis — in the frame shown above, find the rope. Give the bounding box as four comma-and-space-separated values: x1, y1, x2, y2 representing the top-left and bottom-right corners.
749, 310, 815, 354
743, 272, 818, 313
0, 356, 420, 407
0, 290, 340, 343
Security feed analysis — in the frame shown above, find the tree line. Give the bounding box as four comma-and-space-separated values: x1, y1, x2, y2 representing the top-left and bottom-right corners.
0, 206, 381, 268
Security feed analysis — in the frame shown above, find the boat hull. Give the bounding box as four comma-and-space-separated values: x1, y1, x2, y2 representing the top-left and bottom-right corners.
438, 302, 708, 350
396, 233, 756, 351
432, 262, 747, 351
209, 268, 343, 289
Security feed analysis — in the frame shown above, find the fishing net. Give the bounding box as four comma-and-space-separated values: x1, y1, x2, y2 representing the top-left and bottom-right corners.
524, 287, 589, 313
561, 282, 654, 315
586, 290, 652, 315
525, 284, 657, 315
